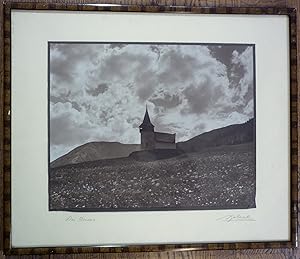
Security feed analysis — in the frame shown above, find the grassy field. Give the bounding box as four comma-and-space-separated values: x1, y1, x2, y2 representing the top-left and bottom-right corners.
49, 143, 255, 211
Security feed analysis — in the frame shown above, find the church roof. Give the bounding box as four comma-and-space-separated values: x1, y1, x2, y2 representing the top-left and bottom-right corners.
139, 107, 154, 128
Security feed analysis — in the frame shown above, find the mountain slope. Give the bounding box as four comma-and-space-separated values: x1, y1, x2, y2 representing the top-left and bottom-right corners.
177, 118, 254, 153
50, 142, 140, 168
51, 118, 254, 168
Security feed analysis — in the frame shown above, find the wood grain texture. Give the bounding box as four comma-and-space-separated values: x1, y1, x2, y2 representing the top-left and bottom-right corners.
0, 0, 299, 258
0, 0, 4, 256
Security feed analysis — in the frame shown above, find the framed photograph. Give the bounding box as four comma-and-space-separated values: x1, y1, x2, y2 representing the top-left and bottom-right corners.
2, 2, 298, 255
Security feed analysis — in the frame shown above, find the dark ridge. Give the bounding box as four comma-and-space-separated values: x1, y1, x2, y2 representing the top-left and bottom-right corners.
177, 118, 254, 153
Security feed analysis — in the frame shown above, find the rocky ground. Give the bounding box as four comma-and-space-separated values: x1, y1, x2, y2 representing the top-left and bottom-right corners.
49, 143, 255, 211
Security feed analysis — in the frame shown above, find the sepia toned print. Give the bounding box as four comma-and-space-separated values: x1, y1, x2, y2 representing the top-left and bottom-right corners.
49, 43, 255, 211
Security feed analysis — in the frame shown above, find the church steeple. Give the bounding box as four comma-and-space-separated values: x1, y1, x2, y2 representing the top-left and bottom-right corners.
139, 106, 154, 132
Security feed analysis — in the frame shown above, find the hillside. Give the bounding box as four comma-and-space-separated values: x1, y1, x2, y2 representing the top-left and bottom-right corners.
177, 118, 254, 153
49, 143, 256, 211
50, 142, 140, 168
51, 118, 254, 168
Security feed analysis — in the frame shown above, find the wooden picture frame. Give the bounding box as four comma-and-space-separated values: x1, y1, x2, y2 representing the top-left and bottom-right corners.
1, 2, 298, 255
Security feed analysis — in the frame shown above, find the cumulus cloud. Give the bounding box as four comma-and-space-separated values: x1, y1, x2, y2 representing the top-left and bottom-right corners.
49, 43, 255, 161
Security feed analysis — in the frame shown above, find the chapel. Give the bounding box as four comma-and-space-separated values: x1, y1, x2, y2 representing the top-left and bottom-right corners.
139, 107, 176, 150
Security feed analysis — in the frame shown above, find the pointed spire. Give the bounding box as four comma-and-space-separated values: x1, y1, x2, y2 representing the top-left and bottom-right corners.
139, 105, 154, 132
143, 106, 152, 124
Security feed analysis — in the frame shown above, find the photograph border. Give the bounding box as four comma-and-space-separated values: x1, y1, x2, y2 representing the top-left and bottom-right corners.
2, 2, 298, 255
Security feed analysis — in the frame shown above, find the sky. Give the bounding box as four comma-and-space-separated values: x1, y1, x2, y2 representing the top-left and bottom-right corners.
49, 43, 254, 161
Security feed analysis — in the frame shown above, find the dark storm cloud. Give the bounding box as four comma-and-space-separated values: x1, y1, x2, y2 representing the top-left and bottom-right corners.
98, 52, 151, 81
50, 43, 100, 84
50, 113, 89, 146
50, 55, 74, 83
86, 83, 109, 96
50, 95, 82, 112
208, 45, 248, 68
50, 95, 69, 104
183, 83, 211, 114
158, 49, 199, 85
135, 70, 158, 100
150, 93, 182, 109
182, 77, 223, 114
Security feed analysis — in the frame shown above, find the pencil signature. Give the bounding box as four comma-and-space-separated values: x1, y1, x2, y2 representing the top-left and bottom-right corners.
65, 216, 96, 222
216, 214, 256, 222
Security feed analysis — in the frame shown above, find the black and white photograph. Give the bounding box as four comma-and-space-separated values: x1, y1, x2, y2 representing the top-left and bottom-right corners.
49, 42, 256, 211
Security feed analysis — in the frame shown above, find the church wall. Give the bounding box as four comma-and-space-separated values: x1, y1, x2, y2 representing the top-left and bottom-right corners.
141, 132, 155, 150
